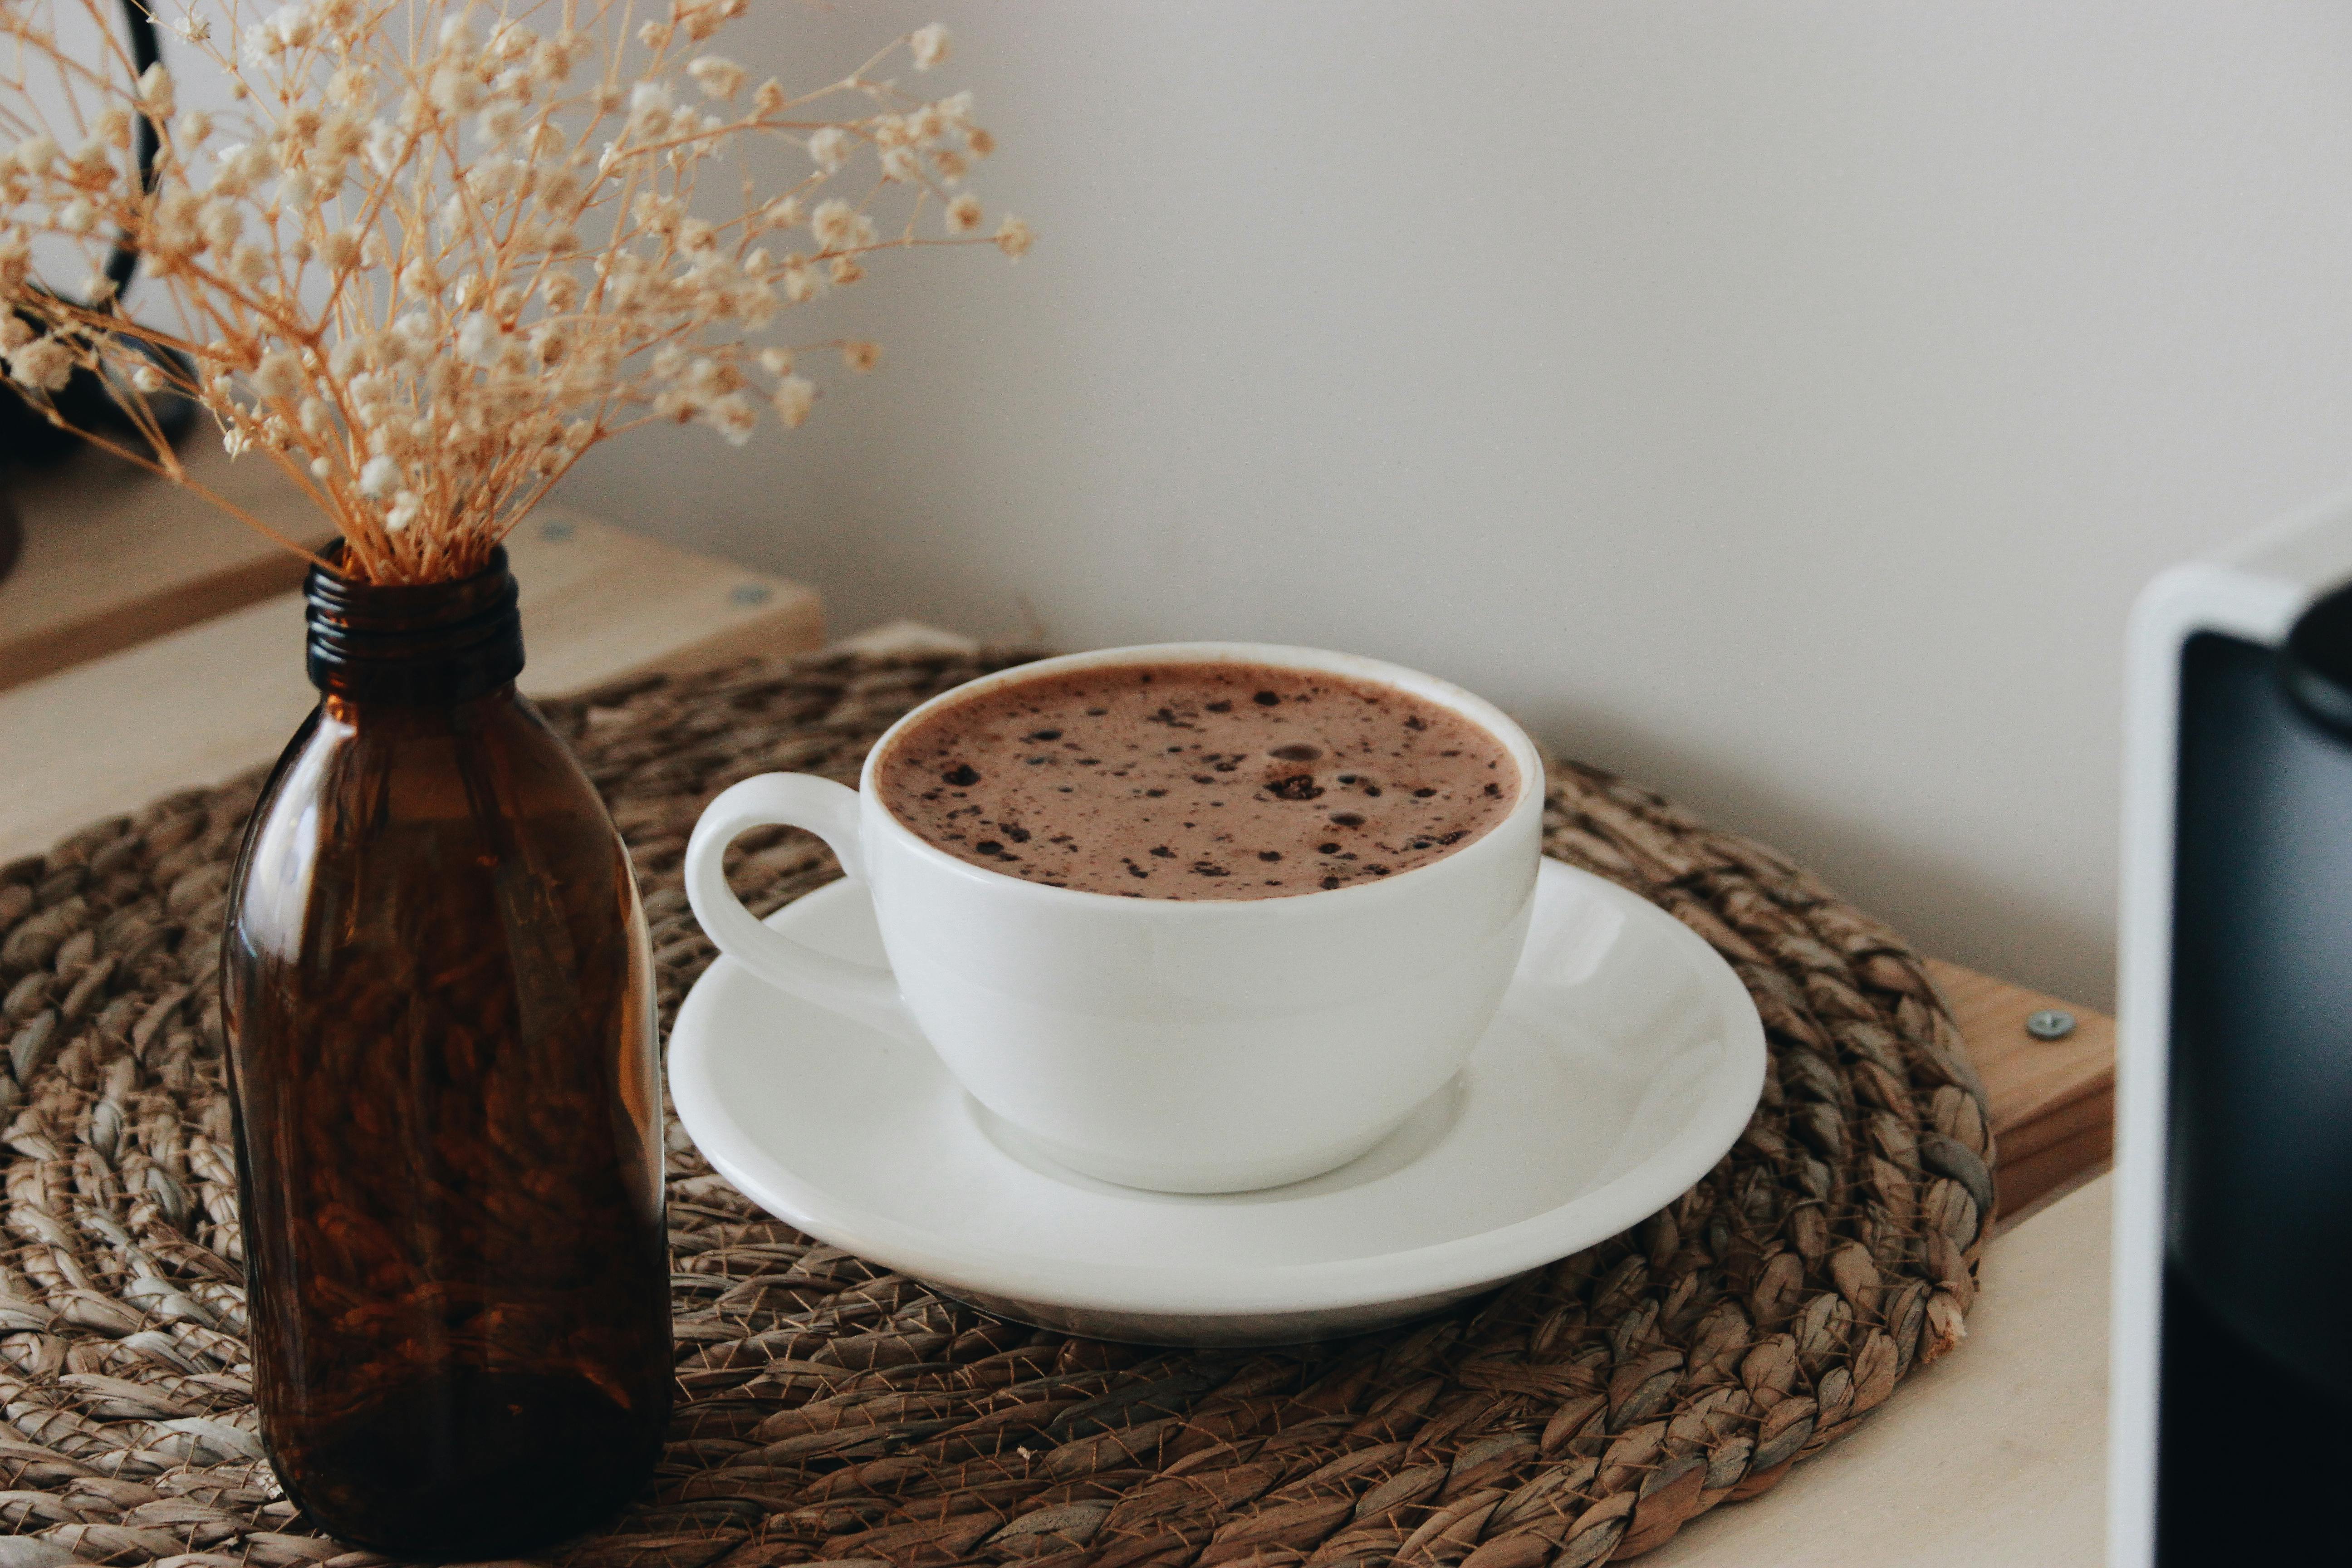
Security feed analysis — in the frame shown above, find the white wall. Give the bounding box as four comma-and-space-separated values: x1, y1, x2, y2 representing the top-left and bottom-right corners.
559, 1, 2352, 1009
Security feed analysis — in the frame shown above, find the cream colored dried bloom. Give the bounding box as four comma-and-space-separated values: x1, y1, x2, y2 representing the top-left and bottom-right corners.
807, 125, 851, 171
137, 63, 175, 117
358, 456, 402, 498
772, 374, 816, 427
0, 1, 1023, 583
706, 391, 758, 445
5, 335, 74, 391
687, 55, 746, 99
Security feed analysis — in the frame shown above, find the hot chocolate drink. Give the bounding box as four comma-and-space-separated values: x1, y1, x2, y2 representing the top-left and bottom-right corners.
877, 662, 1519, 899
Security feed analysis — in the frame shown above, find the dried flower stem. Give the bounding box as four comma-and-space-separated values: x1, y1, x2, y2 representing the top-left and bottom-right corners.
2, 0, 1029, 582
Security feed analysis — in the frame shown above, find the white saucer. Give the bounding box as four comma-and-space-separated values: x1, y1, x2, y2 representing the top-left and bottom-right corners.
668, 858, 1766, 1346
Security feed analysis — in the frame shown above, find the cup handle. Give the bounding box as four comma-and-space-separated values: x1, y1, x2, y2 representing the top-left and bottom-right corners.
685, 774, 923, 1043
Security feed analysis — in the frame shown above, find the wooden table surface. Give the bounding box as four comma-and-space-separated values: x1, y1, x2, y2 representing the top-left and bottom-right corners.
1653, 1174, 2110, 1567
2, 441, 330, 694
0, 500, 2116, 1563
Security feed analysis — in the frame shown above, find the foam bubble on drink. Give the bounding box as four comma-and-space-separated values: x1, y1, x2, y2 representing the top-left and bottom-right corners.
877, 662, 1518, 900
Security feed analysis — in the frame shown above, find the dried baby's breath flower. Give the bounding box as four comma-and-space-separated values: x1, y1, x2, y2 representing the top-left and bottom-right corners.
0, 3, 1026, 583
137, 63, 174, 117
772, 374, 815, 427
807, 125, 851, 171
687, 55, 745, 100
5, 335, 74, 391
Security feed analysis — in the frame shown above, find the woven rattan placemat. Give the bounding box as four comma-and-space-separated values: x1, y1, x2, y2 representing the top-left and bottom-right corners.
0, 650, 1994, 1568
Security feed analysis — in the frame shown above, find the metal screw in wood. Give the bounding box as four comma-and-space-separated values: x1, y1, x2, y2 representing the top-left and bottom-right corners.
2026, 1009, 2076, 1042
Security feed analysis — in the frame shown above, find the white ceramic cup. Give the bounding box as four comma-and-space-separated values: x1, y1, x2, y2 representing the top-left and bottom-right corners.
684, 643, 1545, 1194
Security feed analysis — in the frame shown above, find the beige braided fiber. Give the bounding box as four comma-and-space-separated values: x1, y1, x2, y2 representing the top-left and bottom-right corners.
0, 649, 1995, 1568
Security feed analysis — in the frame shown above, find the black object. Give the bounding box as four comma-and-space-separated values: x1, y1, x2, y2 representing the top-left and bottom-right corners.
2157, 612, 2352, 1559
2279, 578, 2352, 739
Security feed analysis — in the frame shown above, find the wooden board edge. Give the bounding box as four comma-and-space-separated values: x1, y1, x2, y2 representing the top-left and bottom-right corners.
0, 539, 327, 695
1926, 956, 2119, 1226
595, 589, 827, 686
1993, 1078, 2116, 1222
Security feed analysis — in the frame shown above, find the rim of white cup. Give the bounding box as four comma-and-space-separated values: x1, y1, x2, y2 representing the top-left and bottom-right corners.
856, 642, 1551, 911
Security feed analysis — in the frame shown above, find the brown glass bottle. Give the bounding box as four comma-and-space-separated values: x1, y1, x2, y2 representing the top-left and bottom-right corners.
221, 545, 671, 1556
